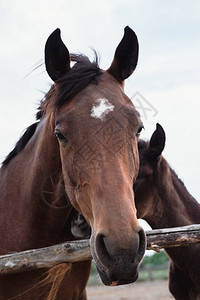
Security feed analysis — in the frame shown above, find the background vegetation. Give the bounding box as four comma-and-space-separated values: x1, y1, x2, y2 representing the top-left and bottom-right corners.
139, 250, 169, 281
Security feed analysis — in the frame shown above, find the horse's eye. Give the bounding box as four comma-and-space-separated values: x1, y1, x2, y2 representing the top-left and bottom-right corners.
136, 124, 144, 137
54, 129, 68, 143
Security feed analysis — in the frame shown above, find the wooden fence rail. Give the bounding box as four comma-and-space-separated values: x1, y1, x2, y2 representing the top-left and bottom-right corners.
0, 224, 200, 275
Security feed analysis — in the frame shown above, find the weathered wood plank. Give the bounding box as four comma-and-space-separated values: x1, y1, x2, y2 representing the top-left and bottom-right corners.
0, 224, 200, 274
0, 240, 91, 274
146, 224, 200, 235
146, 224, 200, 252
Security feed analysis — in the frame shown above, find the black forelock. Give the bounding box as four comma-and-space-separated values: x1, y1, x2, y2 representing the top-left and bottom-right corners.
37, 52, 102, 119
55, 52, 102, 107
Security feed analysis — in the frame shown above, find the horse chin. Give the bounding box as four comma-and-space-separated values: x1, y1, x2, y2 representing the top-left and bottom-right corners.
90, 234, 142, 286
96, 265, 139, 286
91, 250, 139, 286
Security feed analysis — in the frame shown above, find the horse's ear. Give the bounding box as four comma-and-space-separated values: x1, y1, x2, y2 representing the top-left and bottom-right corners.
45, 28, 70, 81
107, 26, 139, 83
148, 123, 166, 159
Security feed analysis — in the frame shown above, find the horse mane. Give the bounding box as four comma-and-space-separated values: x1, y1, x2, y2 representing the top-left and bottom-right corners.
170, 167, 187, 189
2, 53, 102, 166
8, 263, 71, 300
2, 122, 39, 165
38, 52, 102, 118
170, 167, 199, 207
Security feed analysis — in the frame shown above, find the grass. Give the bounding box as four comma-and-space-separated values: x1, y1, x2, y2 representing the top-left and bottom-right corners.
138, 269, 169, 282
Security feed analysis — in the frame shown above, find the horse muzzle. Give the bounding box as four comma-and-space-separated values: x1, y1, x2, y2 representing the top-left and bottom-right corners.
90, 228, 146, 286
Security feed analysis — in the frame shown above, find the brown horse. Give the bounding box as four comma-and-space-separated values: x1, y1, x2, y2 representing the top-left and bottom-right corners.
0, 27, 146, 299
134, 123, 200, 300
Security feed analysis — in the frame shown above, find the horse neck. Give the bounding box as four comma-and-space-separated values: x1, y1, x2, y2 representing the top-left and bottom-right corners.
27, 117, 75, 243
151, 159, 200, 284
145, 157, 200, 229
0, 116, 73, 251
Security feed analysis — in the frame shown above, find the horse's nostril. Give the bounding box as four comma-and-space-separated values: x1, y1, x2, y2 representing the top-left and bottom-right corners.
96, 233, 112, 266
96, 234, 107, 254
139, 228, 146, 247
137, 228, 147, 263
95, 229, 146, 263
94, 228, 146, 285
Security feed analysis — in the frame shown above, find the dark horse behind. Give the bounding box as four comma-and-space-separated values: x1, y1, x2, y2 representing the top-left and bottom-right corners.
0, 27, 146, 299
134, 124, 200, 300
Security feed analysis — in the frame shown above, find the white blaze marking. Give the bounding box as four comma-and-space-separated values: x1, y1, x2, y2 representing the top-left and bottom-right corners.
91, 98, 114, 121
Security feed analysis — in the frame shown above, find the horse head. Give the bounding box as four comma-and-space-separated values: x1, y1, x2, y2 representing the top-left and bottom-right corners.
44, 27, 146, 286
134, 123, 166, 221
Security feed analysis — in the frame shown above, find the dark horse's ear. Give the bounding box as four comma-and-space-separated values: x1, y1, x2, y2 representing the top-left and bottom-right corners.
107, 26, 139, 83
45, 28, 70, 81
148, 123, 166, 159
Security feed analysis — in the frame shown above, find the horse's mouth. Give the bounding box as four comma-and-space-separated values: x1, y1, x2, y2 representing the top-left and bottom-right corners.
96, 265, 139, 286
90, 230, 146, 286
92, 252, 139, 286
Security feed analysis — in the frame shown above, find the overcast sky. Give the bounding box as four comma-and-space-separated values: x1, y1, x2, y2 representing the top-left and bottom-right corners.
1, 0, 200, 224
